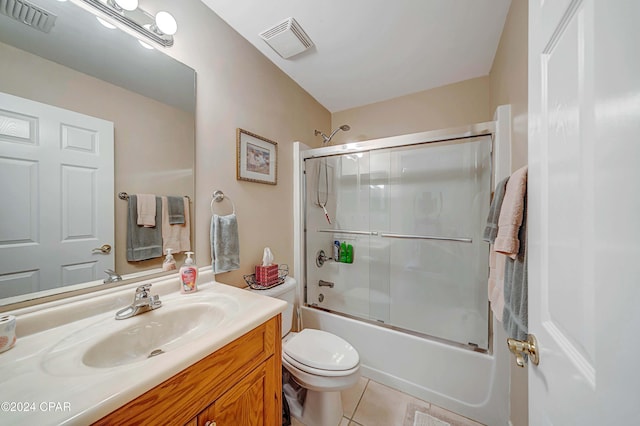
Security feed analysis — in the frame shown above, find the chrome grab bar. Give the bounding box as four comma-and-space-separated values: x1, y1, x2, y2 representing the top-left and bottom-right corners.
317, 229, 471, 243
379, 233, 472, 243
317, 229, 378, 236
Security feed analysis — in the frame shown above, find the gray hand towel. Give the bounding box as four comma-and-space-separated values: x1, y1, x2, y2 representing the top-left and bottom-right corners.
503, 195, 528, 341
126, 195, 163, 261
211, 213, 240, 273
167, 195, 185, 225
483, 177, 510, 243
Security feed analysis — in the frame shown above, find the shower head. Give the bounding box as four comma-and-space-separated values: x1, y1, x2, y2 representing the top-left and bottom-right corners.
314, 124, 351, 144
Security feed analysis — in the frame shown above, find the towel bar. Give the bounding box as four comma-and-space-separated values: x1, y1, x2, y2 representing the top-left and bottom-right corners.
118, 192, 191, 201
316, 228, 471, 243
317, 229, 378, 236
380, 232, 472, 243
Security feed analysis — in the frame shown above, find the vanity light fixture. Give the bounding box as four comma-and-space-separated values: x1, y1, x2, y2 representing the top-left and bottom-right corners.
74, 0, 177, 47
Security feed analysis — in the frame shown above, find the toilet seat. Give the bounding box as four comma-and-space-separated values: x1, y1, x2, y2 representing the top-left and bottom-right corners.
283, 328, 359, 376
283, 352, 359, 377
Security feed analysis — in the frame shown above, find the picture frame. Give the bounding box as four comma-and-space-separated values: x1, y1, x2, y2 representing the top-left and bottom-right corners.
236, 128, 278, 185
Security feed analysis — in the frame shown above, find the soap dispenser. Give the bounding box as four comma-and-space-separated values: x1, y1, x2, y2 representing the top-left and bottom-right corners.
180, 252, 198, 293
162, 248, 177, 271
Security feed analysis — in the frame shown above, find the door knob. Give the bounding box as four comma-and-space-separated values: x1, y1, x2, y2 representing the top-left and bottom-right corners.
507, 334, 539, 367
92, 244, 112, 254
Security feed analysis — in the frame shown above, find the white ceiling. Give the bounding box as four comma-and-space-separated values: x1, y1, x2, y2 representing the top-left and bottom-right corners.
201, 0, 512, 112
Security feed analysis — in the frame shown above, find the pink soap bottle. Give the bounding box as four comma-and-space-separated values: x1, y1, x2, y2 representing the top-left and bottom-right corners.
180, 252, 198, 293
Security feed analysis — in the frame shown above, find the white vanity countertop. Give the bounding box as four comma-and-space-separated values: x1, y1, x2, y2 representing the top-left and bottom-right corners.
0, 269, 287, 425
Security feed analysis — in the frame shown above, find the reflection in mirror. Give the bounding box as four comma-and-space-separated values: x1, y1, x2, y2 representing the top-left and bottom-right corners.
0, 0, 196, 308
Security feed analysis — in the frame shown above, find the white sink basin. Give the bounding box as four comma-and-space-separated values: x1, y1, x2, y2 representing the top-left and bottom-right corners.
41, 292, 240, 375
83, 303, 225, 368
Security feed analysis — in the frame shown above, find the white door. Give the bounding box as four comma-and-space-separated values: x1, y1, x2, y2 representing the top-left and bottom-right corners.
529, 0, 640, 423
0, 92, 114, 298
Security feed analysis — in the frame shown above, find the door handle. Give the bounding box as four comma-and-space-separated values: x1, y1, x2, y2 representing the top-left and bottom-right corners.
92, 244, 112, 254
507, 334, 539, 367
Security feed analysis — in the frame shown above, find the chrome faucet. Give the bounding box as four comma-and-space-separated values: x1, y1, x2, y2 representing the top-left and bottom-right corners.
319, 279, 335, 288
115, 284, 162, 320
103, 269, 122, 284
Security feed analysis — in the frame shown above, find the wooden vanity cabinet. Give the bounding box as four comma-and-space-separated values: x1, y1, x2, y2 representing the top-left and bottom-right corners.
93, 315, 282, 426
196, 359, 274, 425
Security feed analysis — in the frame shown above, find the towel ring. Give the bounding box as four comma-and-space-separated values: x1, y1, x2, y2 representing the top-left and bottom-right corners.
211, 190, 236, 215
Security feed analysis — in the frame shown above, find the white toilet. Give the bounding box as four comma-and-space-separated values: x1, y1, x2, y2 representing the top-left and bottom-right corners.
250, 278, 360, 426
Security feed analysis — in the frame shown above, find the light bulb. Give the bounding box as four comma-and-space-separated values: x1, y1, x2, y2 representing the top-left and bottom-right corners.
114, 0, 138, 11
155, 11, 177, 35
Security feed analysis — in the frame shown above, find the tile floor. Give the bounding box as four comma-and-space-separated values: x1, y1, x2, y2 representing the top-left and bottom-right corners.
290, 376, 485, 426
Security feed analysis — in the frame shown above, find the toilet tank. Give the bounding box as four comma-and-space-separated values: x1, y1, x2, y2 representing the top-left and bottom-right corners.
249, 277, 297, 337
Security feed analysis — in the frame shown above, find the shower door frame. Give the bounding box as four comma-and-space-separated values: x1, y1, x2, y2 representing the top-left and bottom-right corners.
298, 121, 497, 354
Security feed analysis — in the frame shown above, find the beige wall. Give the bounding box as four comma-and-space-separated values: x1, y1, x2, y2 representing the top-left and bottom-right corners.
0, 41, 195, 276
490, 0, 528, 171
330, 76, 492, 144
489, 0, 529, 425
145, 0, 330, 287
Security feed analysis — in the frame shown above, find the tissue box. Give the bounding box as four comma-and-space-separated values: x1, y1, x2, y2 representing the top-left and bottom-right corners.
255, 264, 279, 286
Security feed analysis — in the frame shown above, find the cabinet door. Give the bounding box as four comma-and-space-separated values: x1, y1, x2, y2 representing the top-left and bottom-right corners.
199, 360, 273, 426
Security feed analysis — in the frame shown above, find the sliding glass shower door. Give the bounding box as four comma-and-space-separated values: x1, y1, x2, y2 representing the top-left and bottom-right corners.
305, 135, 492, 349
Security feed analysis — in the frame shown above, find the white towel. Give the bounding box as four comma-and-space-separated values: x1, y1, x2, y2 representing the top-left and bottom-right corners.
137, 193, 157, 227
211, 213, 240, 273
495, 166, 528, 259
161, 196, 191, 254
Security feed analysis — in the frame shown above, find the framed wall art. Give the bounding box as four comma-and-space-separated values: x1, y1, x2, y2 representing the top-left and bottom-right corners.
236, 128, 278, 185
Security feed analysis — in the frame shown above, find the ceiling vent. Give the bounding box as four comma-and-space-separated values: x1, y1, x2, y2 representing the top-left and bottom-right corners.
259, 17, 313, 59
0, 0, 57, 33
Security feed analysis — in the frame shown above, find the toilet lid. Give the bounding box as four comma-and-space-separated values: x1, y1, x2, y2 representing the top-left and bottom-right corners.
283, 329, 359, 371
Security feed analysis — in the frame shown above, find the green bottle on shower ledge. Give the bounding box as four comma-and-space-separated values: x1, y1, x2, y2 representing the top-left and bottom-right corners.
339, 242, 347, 263
346, 244, 354, 264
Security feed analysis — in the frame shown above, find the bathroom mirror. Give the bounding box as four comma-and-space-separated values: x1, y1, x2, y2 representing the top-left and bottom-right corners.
0, 0, 196, 307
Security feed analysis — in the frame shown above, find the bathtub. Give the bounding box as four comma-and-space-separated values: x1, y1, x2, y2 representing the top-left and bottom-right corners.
301, 305, 510, 426
293, 114, 513, 426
